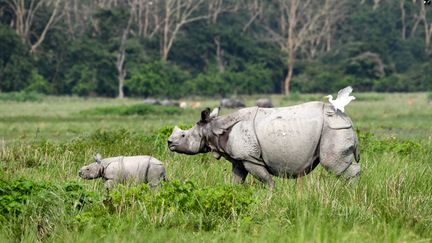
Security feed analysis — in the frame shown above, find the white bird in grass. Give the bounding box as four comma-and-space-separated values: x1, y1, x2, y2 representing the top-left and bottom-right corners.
325, 86, 356, 113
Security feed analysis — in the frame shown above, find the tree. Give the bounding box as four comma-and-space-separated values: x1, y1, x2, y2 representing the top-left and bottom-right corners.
116, 0, 136, 98
6, 0, 63, 54
159, 0, 209, 61
263, 0, 327, 94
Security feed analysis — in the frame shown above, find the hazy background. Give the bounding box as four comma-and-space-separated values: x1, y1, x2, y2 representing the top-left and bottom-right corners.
1, 0, 431, 98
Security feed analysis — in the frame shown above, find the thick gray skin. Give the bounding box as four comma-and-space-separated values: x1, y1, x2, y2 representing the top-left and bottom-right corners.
78, 155, 166, 189
167, 101, 360, 190
256, 98, 273, 108
220, 98, 245, 108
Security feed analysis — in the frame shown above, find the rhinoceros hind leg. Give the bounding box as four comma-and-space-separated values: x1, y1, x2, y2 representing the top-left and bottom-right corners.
243, 162, 275, 190
232, 164, 248, 184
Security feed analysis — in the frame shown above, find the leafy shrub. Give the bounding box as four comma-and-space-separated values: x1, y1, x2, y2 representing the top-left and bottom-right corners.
81, 104, 193, 116
24, 71, 53, 94
188, 68, 229, 97
0, 177, 103, 239
189, 64, 273, 97
0, 178, 45, 222
109, 180, 255, 229
0, 24, 33, 92
428, 92, 432, 102
0, 91, 43, 102
126, 61, 190, 98
282, 92, 302, 101
358, 131, 423, 156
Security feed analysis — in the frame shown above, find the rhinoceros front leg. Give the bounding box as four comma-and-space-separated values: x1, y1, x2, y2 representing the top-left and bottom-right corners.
243, 162, 275, 190
232, 164, 248, 184
104, 180, 115, 190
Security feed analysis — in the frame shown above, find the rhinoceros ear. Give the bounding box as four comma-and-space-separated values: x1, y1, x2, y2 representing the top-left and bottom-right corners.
94, 153, 102, 164
200, 108, 211, 123
209, 107, 220, 119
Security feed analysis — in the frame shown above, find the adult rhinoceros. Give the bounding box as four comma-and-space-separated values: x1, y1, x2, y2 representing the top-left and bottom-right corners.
167, 101, 360, 189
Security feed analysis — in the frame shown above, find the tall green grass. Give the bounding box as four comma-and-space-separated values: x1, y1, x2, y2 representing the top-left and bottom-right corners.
0, 127, 431, 242
0, 93, 431, 242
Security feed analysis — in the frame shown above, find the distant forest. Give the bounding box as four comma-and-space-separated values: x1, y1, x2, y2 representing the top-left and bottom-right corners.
0, 0, 431, 98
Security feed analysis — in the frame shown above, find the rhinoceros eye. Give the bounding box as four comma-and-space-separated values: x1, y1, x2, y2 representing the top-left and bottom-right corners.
181, 134, 185, 137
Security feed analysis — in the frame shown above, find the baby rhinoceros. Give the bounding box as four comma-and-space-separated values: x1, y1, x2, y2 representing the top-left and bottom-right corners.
78, 154, 167, 189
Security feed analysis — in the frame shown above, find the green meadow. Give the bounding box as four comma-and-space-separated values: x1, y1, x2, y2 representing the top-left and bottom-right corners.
0, 93, 431, 242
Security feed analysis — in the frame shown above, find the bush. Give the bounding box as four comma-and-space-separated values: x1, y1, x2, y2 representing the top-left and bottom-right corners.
189, 64, 273, 96
0, 91, 43, 102
126, 61, 190, 98
24, 71, 53, 94
109, 180, 256, 229
0, 24, 33, 92
358, 130, 424, 156
188, 68, 229, 97
0, 178, 99, 240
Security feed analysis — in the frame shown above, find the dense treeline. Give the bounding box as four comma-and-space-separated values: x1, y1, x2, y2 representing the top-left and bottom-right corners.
0, 0, 431, 98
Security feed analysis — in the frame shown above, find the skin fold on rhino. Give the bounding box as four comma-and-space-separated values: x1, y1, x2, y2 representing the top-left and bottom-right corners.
167, 101, 360, 190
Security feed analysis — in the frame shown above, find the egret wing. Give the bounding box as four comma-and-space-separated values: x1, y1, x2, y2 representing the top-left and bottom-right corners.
336, 86, 353, 99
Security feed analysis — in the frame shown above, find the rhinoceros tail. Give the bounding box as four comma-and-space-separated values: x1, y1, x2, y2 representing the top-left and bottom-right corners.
354, 135, 360, 162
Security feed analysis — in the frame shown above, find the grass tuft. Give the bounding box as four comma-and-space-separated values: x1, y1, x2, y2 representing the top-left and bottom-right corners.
80, 104, 193, 116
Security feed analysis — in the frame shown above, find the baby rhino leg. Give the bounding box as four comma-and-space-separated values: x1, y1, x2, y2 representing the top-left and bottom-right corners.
104, 180, 115, 190
146, 164, 166, 187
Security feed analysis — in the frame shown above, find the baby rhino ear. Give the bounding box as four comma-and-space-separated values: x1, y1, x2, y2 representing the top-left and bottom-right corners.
94, 153, 102, 164
209, 107, 220, 119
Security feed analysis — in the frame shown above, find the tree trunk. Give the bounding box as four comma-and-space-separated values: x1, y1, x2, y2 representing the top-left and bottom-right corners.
400, 0, 406, 40
284, 0, 297, 95
214, 36, 225, 72
284, 56, 294, 95
116, 49, 126, 99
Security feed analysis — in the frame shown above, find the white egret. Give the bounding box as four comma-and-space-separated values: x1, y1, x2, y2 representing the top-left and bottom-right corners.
325, 86, 356, 113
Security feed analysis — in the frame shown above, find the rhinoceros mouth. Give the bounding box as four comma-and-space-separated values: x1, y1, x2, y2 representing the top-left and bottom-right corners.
168, 144, 177, 151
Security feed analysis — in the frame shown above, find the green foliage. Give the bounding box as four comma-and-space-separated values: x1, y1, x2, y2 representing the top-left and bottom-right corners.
108, 180, 255, 230
126, 61, 191, 98
225, 63, 273, 95
358, 131, 424, 156
63, 40, 117, 96
24, 70, 53, 94
0, 95, 431, 241
0, 24, 33, 92
1, 2, 431, 95
188, 68, 229, 97
69, 66, 97, 96
189, 64, 273, 97
0, 91, 43, 102
0, 177, 99, 240
0, 178, 44, 222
